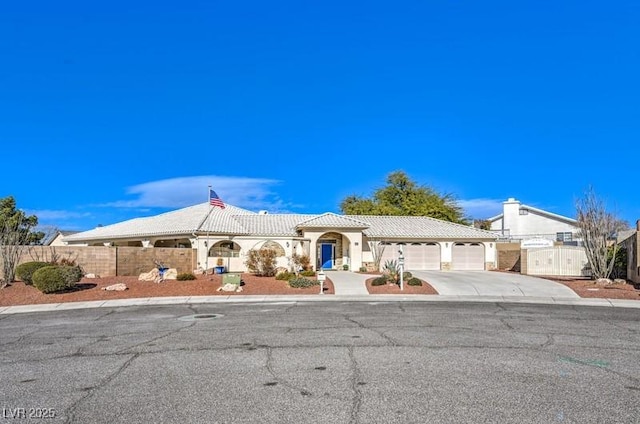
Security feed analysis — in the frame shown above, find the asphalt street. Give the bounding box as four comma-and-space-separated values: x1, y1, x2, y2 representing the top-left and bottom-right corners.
1, 301, 640, 423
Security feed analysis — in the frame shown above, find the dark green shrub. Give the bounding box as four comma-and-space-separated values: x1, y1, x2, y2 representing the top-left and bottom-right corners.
32, 266, 75, 293
407, 277, 422, 286
342, 264, 349, 270
59, 265, 83, 285
177, 272, 196, 281
288, 277, 318, 288
371, 276, 389, 286
359, 266, 367, 273
275, 271, 293, 280
300, 270, 316, 277
16, 262, 50, 285
402, 271, 412, 280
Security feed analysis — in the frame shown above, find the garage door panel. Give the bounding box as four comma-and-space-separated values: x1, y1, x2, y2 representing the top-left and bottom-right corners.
405, 242, 441, 270
452, 243, 484, 270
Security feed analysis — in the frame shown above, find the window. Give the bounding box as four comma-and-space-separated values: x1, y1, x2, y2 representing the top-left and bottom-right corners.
519, 209, 528, 215
556, 232, 573, 242
210, 241, 240, 257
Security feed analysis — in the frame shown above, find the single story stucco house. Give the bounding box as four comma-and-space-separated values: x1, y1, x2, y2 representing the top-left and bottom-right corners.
62, 202, 498, 272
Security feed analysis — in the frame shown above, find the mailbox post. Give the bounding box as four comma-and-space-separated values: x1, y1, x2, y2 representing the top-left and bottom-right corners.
398, 247, 405, 291
317, 270, 326, 294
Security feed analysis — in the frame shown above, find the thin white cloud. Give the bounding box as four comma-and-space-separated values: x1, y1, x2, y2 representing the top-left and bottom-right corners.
27, 209, 93, 221
102, 175, 286, 211
458, 198, 504, 219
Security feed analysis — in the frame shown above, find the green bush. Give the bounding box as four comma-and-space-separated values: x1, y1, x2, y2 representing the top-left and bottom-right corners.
342, 264, 349, 270
16, 262, 50, 285
371, 276, 389, 286
59, 265, 83, 285
300, 270, 316, 277
177, 272, 196, 281
407, 277, 422, 286
359, 266, 367, 273
288, 277, 319, 288
275, 271, 294, 280
32, 266, 76, 294
402, 271, 413, 280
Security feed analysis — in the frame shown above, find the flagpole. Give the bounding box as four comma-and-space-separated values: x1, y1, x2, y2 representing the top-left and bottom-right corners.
206, 184, 212, 274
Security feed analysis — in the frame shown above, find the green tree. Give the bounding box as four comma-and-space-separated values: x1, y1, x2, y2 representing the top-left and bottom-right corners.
0, 196, 44, 288
340, 171, 468, 224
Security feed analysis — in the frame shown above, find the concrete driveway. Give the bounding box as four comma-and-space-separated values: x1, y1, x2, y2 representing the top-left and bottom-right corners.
410, 270, 580, 298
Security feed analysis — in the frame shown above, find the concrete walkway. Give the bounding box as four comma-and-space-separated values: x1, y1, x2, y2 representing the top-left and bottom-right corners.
325, 270, 375, 295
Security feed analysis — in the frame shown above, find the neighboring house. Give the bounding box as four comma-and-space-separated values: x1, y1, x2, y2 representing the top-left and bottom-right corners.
618, 221, 640, 284
488, 198, 580, 245
63, 202, 498, 272
45, 230, 79, 246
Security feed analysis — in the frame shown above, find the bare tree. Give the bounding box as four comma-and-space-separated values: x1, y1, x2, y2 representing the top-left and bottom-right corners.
575, 187, 627, 280
368, 239, 387, 271
0, 216, 30, 288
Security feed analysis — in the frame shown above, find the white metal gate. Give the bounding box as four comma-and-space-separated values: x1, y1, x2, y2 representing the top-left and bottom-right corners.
526, 246, 590, 277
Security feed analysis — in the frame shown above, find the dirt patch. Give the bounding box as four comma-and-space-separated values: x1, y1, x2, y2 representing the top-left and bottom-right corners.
542, 277, 640, 300
365, 278, 438, 295
0, 273, 335, 306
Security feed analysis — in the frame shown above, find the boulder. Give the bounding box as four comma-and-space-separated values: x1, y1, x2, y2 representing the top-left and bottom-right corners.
102, 283, 128, 291
217, 283, 243, 292
613, 278, 627, 285
595, 278, 613, 285
139, 268, 159, 281
85, 273, 100, 279
163, 268, 178, 280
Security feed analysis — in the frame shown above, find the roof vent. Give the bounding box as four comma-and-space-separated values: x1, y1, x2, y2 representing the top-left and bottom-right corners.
258, 210, 268, 215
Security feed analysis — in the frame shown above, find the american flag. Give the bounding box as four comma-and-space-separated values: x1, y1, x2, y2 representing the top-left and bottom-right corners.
209, 189, 226, 209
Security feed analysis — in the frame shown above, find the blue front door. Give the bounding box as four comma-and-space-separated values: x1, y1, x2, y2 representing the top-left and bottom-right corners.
321, 244, 333, 269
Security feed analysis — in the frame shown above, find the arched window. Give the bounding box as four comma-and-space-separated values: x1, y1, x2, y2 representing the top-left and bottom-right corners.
261, 241, 285, 257
210, 241, 240, 257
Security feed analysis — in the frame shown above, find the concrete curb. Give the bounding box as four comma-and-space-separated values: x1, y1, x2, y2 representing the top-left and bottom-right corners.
1, 294, 640, 315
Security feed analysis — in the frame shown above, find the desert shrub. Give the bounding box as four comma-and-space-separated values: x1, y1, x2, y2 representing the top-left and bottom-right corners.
342, 264, 349, 270
402, 271, 412, 280
288, 277, 318, 288
371, 276, 389, 286
276, 271, 294, 280
245, 248, 278, 277
177, 272, 196, 281
359, 266, 367, 273
32, 266, 75, 293
59, 265, 83, 285
292, 253, 311, 271
407, 277, 422, 286
300, 270, 316, 277
58, 257, 77, 267
16, 261, 50, 285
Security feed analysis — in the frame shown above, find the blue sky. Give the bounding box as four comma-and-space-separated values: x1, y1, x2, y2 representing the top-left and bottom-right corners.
1, 0, 638, 232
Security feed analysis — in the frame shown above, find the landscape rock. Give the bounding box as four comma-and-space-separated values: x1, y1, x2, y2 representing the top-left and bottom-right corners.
102, 283, 128, 291
596, 278, 613, 285
613, 278, 627, 285
138, 268, 159, 281
217, 283, 243, 292
85, 273, 100, 279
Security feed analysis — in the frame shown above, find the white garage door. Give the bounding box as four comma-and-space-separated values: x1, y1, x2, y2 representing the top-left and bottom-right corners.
404, 243, 441, 270
378, 242, 441, 271
452, 243, 485, 270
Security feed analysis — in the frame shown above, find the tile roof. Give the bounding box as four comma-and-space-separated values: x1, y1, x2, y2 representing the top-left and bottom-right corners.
64, 203, 497, 242
296, 213, 370, 229
64, 203, 255, 241
350, 215, 497, 239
